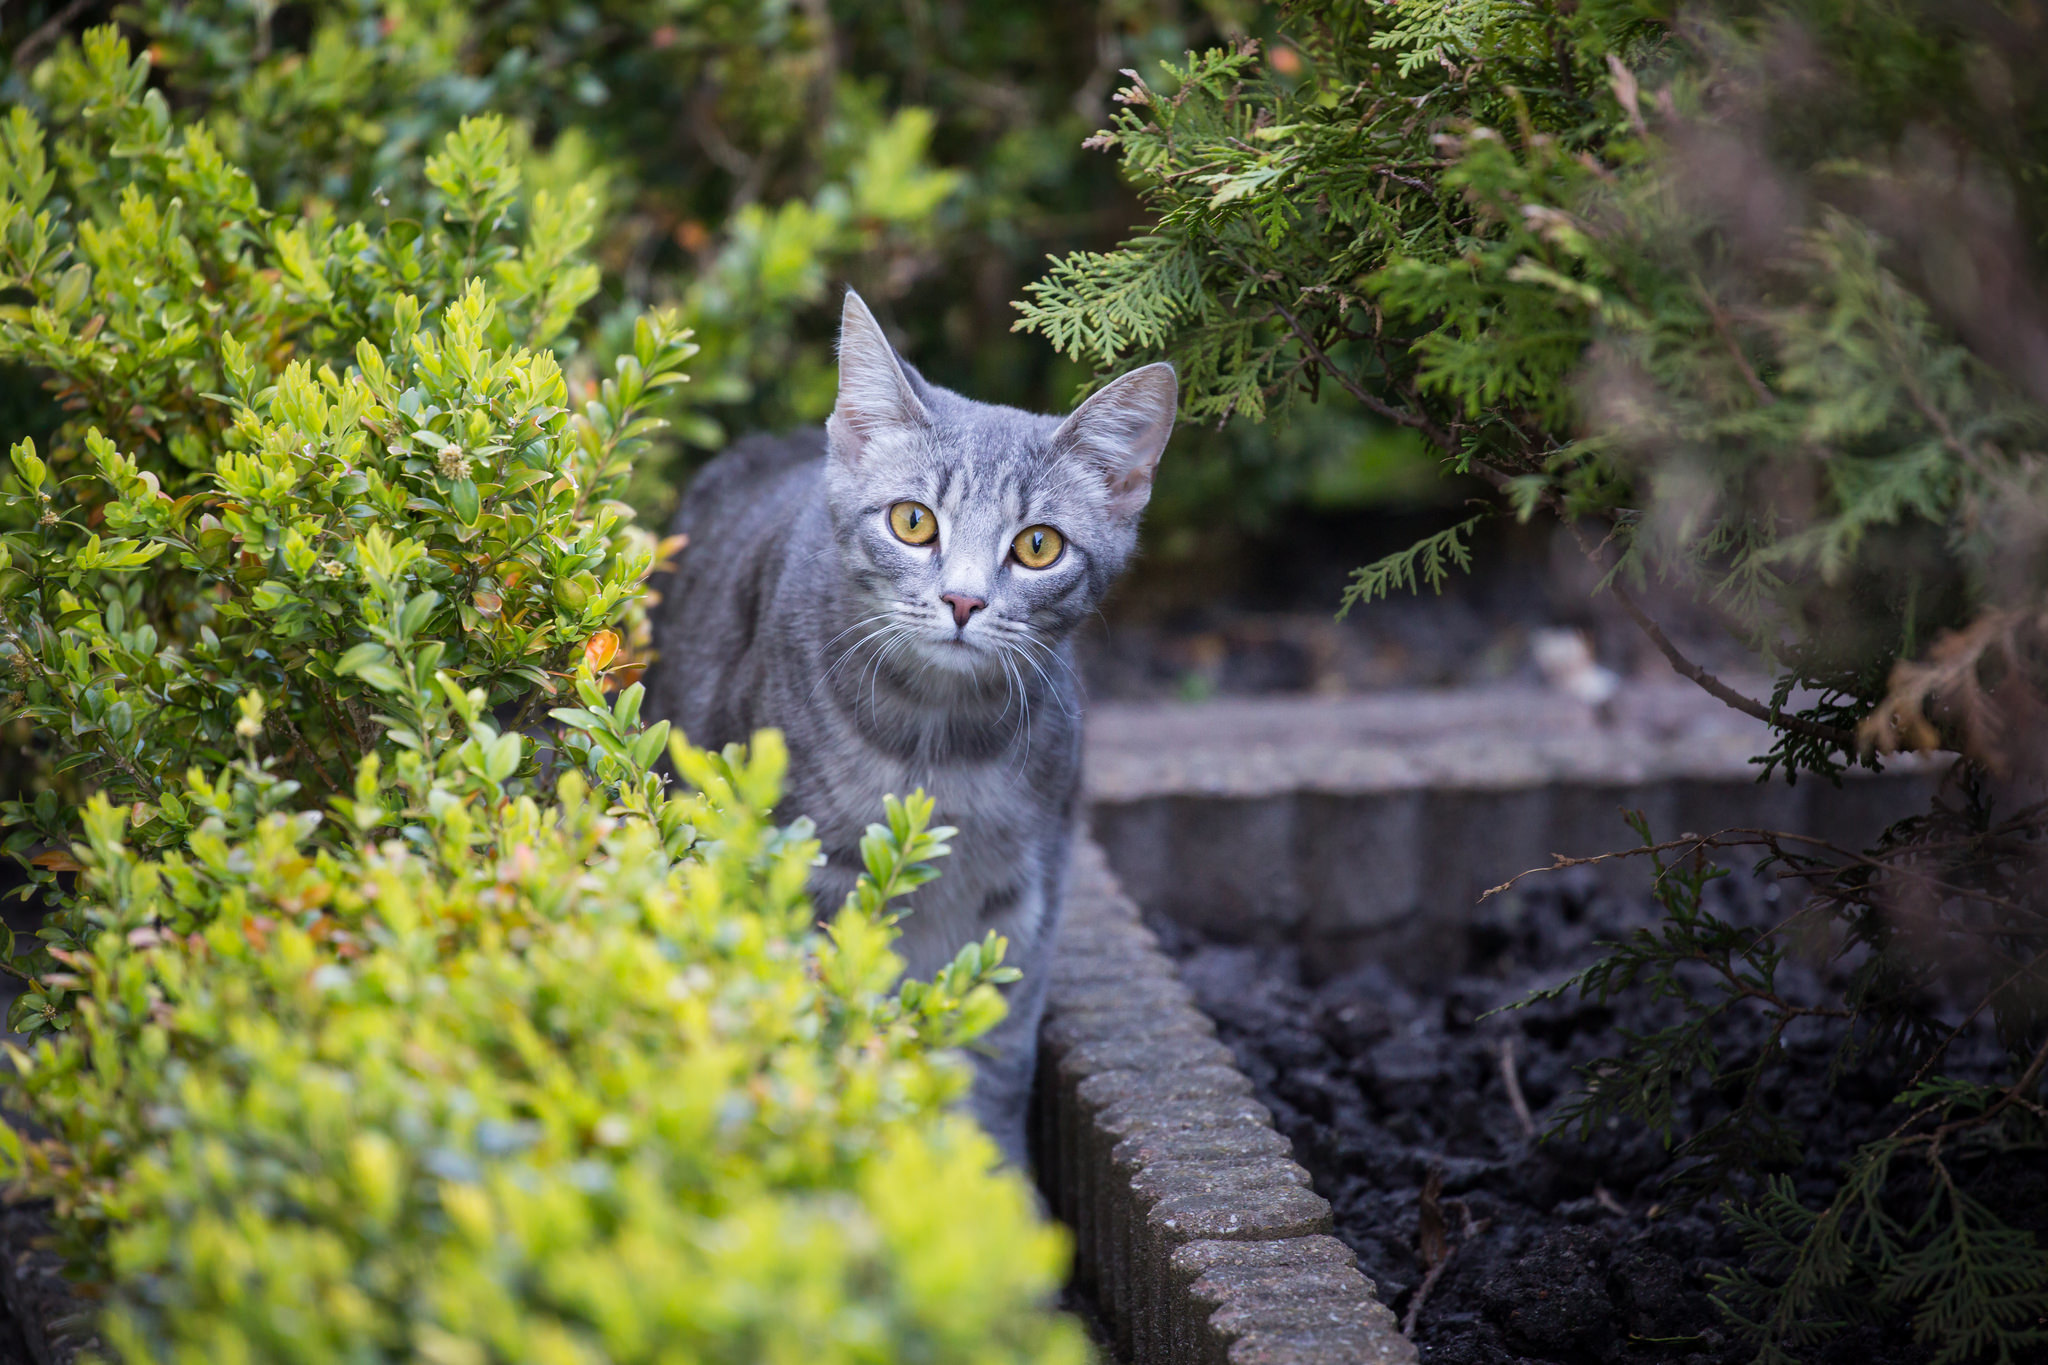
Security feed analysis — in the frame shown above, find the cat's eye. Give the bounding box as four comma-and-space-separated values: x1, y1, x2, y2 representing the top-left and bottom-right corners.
1012, 525, 1064, 569
889, 501, 937, 546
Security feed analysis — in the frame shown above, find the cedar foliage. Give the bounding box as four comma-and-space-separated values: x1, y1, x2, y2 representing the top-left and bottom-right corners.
1018, 1, 2048, 1358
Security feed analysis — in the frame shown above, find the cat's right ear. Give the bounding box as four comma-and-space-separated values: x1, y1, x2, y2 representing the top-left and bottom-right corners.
828, 289, 929, 464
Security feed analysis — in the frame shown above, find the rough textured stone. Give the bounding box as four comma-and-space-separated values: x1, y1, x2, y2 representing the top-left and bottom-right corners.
1048, 951, 1182, 990
1043, 1035, 1239, 1202
1083, 1096, 1277, 1263
1037, 1006, 1221, 1205
1120, 1160, 1314, 1360
1044, 972, 1196, 1018
1075, 1064, 1253, 1115
1110, 1119, 1292, 1175
1062, 1053, 1241, 1257
1041, 836, 1404, 1365
1204, 1280, 1409, 1365
1089, 1136, 1290, 1342
1058, 1034, 1238, 1087
1168, 1235, 1359, 1286
1039, 1003, 1216, 1058
1168, 1237, 1371, 1364
1131, 1181, 1334, 1361
1096, 1093, 1274, 1139
1225, 1323, 1416, 1365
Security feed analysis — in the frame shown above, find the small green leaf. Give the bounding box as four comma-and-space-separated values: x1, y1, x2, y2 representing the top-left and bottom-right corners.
334, 642, 390, 677
448, 479, 481, 525
353, 663, 407, 693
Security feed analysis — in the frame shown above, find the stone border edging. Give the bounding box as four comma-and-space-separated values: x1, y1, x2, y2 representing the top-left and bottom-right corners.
1082, 688, 1933, 980
1037, 840, 1414, 1365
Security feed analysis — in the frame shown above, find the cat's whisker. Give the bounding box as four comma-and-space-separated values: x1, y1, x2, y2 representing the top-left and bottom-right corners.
1003, 621, 1080, 681
819, 609, 907, 652
997, 647, 1032, 770
992, 646, 1017, 728
865, 627, 922, 726
988, 642, 1022, 727
809, 618, 905, 702
1007, 636, 1081, 720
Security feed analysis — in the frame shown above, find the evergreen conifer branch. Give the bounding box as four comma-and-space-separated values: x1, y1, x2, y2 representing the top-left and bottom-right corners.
1337, 514, 1484, 616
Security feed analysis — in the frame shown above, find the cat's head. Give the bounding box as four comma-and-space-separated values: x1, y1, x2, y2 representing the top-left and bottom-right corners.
823, 288, 1175, 680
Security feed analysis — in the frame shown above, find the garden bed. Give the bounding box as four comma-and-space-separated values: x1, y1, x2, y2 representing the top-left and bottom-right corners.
1147, 870, 2033, 1365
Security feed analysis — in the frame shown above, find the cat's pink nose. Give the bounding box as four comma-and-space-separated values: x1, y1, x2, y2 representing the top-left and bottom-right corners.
940, 592, 986, 628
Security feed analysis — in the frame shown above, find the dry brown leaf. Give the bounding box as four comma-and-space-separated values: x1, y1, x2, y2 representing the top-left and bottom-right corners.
582, 630, 621, 674
1857, 605, 2048, 774
1417, 1166, 1449, 1271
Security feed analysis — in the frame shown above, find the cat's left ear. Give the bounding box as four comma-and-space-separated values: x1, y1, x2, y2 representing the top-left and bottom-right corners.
1053, 362, 1178, 520
829, 288, 929, 465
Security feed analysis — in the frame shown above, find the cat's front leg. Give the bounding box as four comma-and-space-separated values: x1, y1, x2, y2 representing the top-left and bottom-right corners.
964, 834, 1073, 1169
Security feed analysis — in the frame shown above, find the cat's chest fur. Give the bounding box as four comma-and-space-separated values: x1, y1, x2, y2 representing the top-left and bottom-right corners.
791, 713, 1078, 977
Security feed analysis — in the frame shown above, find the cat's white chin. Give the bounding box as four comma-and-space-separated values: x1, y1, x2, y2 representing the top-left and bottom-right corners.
911, 633, 1003, 679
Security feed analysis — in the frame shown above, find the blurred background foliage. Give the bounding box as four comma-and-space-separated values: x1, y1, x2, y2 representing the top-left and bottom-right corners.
0, 0, 1447, 543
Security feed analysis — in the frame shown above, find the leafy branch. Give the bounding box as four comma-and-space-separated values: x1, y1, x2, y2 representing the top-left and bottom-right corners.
1338, 514, 1485, 616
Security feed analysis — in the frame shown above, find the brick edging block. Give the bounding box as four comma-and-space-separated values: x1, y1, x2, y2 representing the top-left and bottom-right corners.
1037, 839, 1415, 1364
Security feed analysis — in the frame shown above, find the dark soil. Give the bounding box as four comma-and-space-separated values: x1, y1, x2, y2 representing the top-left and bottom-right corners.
1149, 872, 2029, 1365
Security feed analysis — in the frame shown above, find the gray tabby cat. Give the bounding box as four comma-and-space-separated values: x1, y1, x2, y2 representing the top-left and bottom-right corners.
645, 289, 1175, 1164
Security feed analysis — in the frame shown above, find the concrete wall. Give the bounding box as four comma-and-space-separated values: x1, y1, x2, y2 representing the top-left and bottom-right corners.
1082, 686, 1934, 981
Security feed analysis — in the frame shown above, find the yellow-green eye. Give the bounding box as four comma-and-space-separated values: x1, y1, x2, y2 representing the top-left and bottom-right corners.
889, 501, 937, 545
1012, 525, 1064, 569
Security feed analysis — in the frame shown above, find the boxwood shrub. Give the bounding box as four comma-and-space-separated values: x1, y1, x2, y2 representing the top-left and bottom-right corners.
0, 29, 1080, 1362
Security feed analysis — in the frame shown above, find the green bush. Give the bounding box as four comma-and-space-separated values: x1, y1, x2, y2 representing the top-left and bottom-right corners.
1022, 1, 2048, 1359
0, 32, 1078, 1360
10, 750, 1074, 1364
0, 30, 672, 882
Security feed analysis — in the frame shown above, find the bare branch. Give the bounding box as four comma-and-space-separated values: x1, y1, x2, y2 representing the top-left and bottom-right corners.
1607, 578, 1858, 751
1498, 1038, 1537, 1141
14, 0, 99, 70
1479, 823, 2027, 917
1264, 295, 1461, 456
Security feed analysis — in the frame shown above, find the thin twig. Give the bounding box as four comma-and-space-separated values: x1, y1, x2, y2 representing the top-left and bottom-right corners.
274, 711, 341, 796
1478, 824, 2030, 917
1933, 1029, 2048, 1142
1401, 1248, 1457, 1338
1264, 295, 1460, 455
1693, 276, 1775, 407
1498, 1037, 1537, 1140
14, 0, 99, 70
1898, 371, 2048, 538
1899, 955, 2048, 1100
1607, 578, 1858, 749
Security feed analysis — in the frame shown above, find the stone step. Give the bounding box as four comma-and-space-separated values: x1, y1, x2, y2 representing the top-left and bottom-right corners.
1082, 683, 1933, 980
